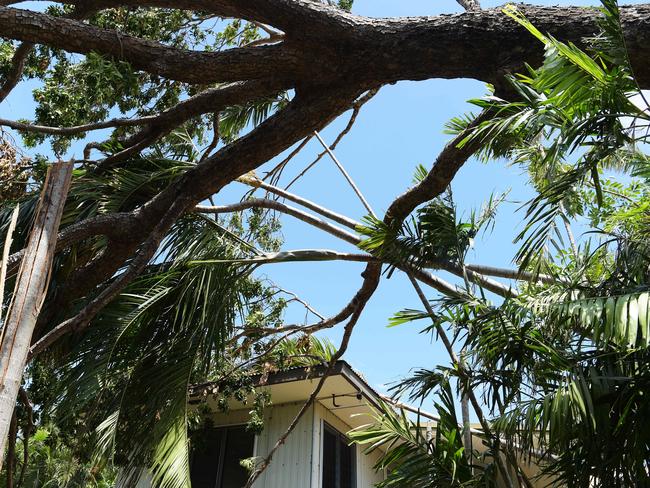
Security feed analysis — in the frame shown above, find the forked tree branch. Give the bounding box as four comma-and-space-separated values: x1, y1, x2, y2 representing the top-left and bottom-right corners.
0, 7, 297, 84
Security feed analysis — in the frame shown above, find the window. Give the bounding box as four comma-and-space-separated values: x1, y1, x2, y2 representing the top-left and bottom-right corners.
190, 425, 255, 488
322, 423, 355, 488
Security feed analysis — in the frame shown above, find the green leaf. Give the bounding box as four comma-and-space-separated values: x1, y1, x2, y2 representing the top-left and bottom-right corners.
627, 296, 639, 347
615, 294, 628, 345
638, 293, 649, 347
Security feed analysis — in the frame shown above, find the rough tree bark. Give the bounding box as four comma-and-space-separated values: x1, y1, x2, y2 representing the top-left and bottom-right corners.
0, 161, 73, 469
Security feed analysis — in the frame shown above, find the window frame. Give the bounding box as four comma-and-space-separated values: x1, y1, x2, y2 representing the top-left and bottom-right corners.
190, 423, 257, 488
321, 421, 357, 488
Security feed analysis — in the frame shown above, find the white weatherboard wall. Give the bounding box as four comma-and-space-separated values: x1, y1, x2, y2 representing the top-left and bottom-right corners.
252, 402, 315, 488
208, 400, 385, 488
121, 401, 385, 487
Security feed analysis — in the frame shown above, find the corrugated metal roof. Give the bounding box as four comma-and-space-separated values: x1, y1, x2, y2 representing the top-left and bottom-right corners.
188, 360, 383, 405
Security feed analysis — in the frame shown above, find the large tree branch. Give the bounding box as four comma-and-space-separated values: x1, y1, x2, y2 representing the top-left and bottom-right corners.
345, 4, 650, 88
0, 7, 298, 84
3, 4, 650, 90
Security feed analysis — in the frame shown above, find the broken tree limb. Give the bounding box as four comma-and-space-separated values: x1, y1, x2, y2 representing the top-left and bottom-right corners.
0, 160, 73, 469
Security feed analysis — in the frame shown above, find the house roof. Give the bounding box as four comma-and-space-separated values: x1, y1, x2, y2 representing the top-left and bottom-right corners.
188, 360, 385, 431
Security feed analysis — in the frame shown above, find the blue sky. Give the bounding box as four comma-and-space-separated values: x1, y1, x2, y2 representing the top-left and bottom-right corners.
1, 0, 644, 413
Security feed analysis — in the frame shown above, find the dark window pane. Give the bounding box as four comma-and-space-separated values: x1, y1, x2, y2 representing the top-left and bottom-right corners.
190, 428, 224, 488
339, 442, 354, 488
220, 426, 255, 488
323, 427, 337, 488
323, 423, 356, 488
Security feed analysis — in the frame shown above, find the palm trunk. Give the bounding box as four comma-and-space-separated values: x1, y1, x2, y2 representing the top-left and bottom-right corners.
0, 161, 73, 469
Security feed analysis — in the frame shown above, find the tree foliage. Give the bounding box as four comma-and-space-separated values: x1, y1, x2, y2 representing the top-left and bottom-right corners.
0, 0, 649, 487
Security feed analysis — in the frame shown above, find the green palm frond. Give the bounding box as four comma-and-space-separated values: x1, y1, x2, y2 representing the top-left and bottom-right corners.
455, 0, 648, 272
495, 357, 650, 487
357, 189, 502, 274
546, 290, 650, 348
219, 92, 289, 143
51, 213, 281, 488
350, 381, 491, 487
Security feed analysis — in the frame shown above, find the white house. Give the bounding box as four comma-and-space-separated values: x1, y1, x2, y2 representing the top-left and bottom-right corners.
184, 360, 554, 488
186, 360, 386, 488
126, 361, 552, 488
129, 360, 550, 488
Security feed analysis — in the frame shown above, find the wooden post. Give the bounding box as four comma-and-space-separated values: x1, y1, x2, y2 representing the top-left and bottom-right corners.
0, 161, 73, 468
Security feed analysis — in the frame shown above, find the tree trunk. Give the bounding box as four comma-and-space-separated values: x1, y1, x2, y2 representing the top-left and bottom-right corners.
0, 161, 73, 469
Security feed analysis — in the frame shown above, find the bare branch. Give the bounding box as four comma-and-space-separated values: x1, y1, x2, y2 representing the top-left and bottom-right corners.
314, 130, 375, 216
204, 249, 374, 266
463, 263, 558, 285
237, 174, 360, 229
283, 88, 378, 190
0, 115, 152, 136
270, 285, 325, 320
197, 200, 360, 245
437, 261, 518, 298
